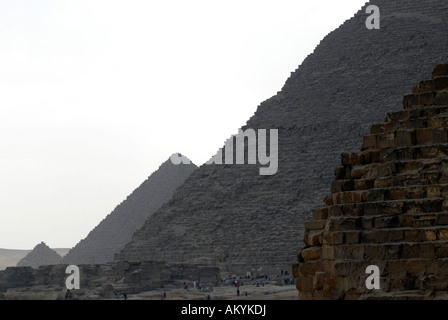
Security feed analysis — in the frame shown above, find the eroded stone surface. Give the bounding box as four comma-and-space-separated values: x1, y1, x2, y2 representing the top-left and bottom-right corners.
294, 65, 448, 300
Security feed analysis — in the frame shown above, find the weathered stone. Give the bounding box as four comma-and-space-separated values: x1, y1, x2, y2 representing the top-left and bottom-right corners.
301, 247, 323, 261
295, 65, 448, 300
432, 64, 448, 79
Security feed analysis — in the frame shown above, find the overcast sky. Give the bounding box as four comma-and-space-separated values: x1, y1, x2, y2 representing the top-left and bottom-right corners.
0, 0, 367, 249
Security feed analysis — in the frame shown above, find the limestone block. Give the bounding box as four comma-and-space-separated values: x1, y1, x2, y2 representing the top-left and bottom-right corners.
435, 92, 448, 105
296, 276, 314, 293
377, 133, 395, 149
395, 130, 415, 147
313, 272, 326, 290
299, 260, 324, 277
362, 135, 377, 150
301, 247, 323, 261
438, 229, 448, 240
305, 220, 327, 231
432, 64, 448, 79
433, 77, 448, 91
312, 207, 328, 220
416, 128, 434, 145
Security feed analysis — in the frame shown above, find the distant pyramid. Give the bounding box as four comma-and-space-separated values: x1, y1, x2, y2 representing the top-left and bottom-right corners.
62, 154, 197, 265
17, 242, 62, 269
117, 0, 448, 274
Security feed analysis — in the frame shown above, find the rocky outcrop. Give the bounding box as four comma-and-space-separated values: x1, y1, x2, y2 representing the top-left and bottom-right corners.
0, 262, 220, 300
116, 0, 448, 275
293, 64, 448, 300
62, 154, 197, 265
16, 242, 62, 269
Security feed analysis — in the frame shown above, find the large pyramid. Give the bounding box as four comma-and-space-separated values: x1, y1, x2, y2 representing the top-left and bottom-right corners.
62, 155, 197, 265
17, 242, 62, 269
294, 64, 448, 300
117, 1, 448, 274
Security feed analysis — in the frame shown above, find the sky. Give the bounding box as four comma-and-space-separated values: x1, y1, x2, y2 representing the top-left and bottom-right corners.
0, 0, 367, 250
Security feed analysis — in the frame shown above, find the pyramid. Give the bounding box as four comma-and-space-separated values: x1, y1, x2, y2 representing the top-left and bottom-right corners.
293, 64, 448, 300
117, 1, 448, 274
62, 154, 197, 265
17, 242, 62, 269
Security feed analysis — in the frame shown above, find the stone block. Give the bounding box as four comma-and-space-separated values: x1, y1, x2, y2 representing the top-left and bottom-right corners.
419, 92, 436, 106
425, 230, 437, 241
371, 123, 386, 135
312, 207, 328, 220
395, 130, 415, 147
321, 246, 335, 260
363, 244, 384, 260
322, 232, 344, 246
438, 229, 448, 240
419, 243, 436, 259
427, 186, 441, 198
305, 220, 327, 231
304, 230, 323, 247
297, 261, 324, 280
435, 92, 448, 105
331, 180, 354, 193
403, 94, 421, 108
354, 179, 374, 190
416, 128, 434, 145
296, 276, 314, 293
328, 205, 343, 217
351, 167, 367, 179
436, 214, 448, 225
377, 133, 395, 149
433, 77, 448, 91
292, 264, 301, 279
301, 247, 323, 261
324, 278, 337, 292
412, 80, 435, 94
344, 231, 360, 244
362, 135, 377, 150
335, 167, 349, 180
433, 129, 448, 143
404, 229, 419, 242
313, 272, 326, 290
427, 117, 445, 129
432, 64, 448, 79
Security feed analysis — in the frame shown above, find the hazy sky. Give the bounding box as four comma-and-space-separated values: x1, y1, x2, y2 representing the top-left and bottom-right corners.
0, 0, 367, 249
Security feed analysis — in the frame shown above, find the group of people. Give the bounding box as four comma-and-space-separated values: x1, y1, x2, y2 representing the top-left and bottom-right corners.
183, 280, 207, 291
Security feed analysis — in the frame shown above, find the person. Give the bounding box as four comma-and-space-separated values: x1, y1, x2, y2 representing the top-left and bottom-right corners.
65, 289, 71, 299
123, 292, 128, 300
207, 295, 210, 300
163, 292, 166, 299
193, 280, 196, 289
245, 291, 248, 297
237, 288, 240, 297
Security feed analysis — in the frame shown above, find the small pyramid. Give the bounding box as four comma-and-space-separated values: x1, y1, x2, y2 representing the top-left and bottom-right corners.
16, 242, 62, 269
62, 154, 197, 265
293, 64, 448, 300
